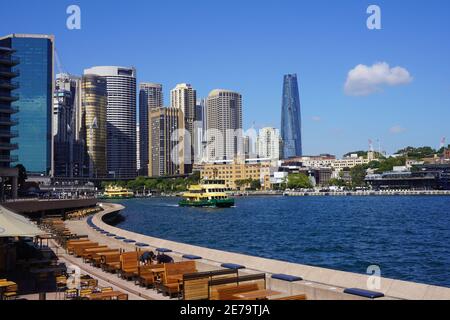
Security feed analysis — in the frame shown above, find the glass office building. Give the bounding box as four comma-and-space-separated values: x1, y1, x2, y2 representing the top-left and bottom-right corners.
281, 74, 302, 158
0, 34, 54, 175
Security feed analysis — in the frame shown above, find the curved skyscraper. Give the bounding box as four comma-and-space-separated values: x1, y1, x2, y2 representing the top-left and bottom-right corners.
84, 66, 137, 179
81, 74, 107, 178
281, 74, 302, 158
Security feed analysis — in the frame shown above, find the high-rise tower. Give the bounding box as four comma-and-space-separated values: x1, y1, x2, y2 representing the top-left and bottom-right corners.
206, 89, 243, 162
84, 66, 137, 179
281, 74, 302, 158
0, 34, 54, 175
139, 83, 163, 176
81, 74, 107, 178
171, 83, 196, 173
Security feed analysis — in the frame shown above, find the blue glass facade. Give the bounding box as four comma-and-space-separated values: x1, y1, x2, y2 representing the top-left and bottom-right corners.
281, 74, 302, 158
7, 36, 53, 174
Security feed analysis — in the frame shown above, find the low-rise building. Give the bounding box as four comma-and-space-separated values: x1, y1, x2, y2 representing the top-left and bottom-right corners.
365, 164, 450, 190
332, 152, 376, 171
199, 159, 272, 190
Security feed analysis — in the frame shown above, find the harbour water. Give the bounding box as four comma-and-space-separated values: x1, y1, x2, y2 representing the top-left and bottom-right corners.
113, 196, 450, 288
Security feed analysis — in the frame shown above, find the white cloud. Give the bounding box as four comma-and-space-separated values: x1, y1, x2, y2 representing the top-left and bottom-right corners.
345, 62, 413, 96
389, 125, 406, 134
312, 116, 321, 122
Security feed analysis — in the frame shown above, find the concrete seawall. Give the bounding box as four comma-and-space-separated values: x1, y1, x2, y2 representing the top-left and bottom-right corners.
93, 202, 450, 300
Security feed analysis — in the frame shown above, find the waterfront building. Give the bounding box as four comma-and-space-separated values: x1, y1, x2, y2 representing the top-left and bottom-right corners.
282, 154, 336, 168
206, 89, 243, 162
84, 66, 137, 179
139, 83, 163, 176
171, 83, 196, 173
281, 74, 302, 158
332, 152, 376, 171
0, 43, 20, 199
199, 159, 272, 190
148, 107, 184, 177
257, 127, 282, 161
0, 34, 54, 175
81, 74, 107, 178
53, 73, 85, 178
365, 164, 450, 190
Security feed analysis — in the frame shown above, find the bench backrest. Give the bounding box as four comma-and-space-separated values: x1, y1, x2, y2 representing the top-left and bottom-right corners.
101, 253, 121, 264
182, 269, 238, 300
183, 278, 210, 300
81, 246, 108, 255
73, 243, 99, 256
165, 261, 196, 277
120, 251, 139, 270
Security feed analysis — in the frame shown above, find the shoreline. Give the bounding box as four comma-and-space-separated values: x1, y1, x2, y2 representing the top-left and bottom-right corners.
85, 202, 450, 300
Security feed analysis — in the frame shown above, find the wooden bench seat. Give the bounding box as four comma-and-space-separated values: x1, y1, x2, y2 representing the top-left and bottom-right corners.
215, 283, 259, 300
158, 261, 197, 298
136, 264, 164, 287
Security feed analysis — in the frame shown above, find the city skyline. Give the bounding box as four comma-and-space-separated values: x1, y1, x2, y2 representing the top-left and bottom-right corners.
1, 1, 449, 157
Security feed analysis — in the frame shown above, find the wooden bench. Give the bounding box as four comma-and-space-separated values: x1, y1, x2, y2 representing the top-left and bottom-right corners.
136, 264, 164, 288
182, 269, 238, 300
81, 247, 112, 262
158, 261, 197, 298
101, 253, 122, 272
209, 274, 267, 300
120, 252, 140, 280
215, 283, 260, 300
89, 250, 119, 267
66, 240, 91, 253
73, 243, 100, 257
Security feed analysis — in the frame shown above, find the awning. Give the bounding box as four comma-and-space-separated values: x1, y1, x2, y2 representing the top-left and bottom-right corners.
0, 206, 46, 238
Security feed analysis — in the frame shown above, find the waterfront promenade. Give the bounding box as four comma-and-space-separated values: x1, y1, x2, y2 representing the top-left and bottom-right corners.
64, 202, 450, 300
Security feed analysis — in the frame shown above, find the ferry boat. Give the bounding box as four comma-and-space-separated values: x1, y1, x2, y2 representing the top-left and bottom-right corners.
100, 185, 134, 200
179, 180, 235, 208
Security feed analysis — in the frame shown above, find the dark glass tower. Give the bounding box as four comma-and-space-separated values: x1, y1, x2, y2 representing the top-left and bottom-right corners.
0, 34, 54, 175
281, 74, 302, 158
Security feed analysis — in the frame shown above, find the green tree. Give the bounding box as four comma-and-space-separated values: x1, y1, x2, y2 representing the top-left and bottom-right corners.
350, 165, 368, 187
250, 179, 261, 190
287, 173, 312, 189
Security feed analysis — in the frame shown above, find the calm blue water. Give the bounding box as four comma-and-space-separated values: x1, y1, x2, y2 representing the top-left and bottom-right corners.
113, 196, 450, 287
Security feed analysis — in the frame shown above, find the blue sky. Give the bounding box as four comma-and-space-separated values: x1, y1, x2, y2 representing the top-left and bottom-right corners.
1, 0, 449, 157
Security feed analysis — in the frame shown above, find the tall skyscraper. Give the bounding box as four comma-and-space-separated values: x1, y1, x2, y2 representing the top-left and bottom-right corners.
257, 127, 282, 161
139, 83, 163, 176
193, 100, 205, 164
84, 66, 137, 179
81, 74, 107, 178
0, 34, 54, 175
170, 83, 196, 173
281, 74, 302, 158
206, 89, 243, 162
53, 73, 85, 178
148, 107, 184, 177
0, 41, 20, 198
